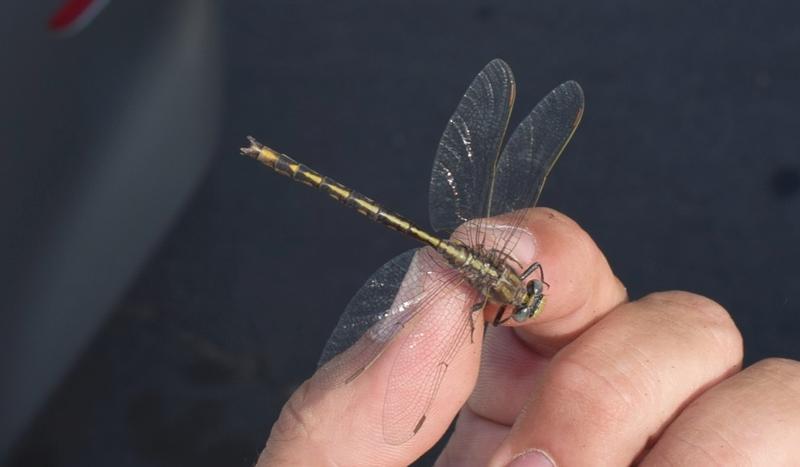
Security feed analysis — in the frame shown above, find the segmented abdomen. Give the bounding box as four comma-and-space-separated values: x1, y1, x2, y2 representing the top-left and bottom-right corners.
242, 137, 441, 248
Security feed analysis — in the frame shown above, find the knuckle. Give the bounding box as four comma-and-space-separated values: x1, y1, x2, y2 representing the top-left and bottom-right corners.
262, 382, 348, 466
641, 291, 742, 357
653, 429, 753, 466
750, 358, 800, 393
269, 382, 321, 444
643, 291, 727, 319
548, 353, 640, 428
753, 357, 800, 375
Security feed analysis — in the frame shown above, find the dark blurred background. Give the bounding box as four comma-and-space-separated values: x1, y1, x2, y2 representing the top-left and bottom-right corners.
3, 1, 799, 465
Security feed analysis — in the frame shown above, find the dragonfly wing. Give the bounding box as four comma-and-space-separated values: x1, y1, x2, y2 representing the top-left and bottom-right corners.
485, 81, 584, 256
429, 59, 516, 235
318, 249, 414, 368
382, 278, 481, 444
317, 248, 461, 388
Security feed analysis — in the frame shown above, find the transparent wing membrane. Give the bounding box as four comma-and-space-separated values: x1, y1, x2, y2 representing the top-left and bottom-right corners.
485, 81, 585, 259
318, 249, 417, 368
382, 283, 480, 444
317, 249, 468, 392
489, 81, 584, 218
429, 59, 515, 236
306, 63, 583, 445
317, 248, 481, 445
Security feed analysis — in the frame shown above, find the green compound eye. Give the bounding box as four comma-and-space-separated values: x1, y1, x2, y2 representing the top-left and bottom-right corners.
511, 306, 534, 322
512, 279, 547, 322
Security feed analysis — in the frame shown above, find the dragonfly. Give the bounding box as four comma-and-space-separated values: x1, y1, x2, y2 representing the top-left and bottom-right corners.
241, 59, 584, 445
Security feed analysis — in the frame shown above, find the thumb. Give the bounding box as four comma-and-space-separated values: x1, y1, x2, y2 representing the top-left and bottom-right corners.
257, 249, 484, 466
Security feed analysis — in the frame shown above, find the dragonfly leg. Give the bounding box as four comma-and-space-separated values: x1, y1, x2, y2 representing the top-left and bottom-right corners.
470, 298, 487, 343
492, 305, 509, 326
469, 314, 476, 343
521, 262, 549, 287
506, 254, 525, 271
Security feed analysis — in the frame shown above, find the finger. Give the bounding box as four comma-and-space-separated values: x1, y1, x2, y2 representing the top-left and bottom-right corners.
464, 325, 550, 425
488, 291, 743, 467
434, 408, 508, 467
461, 208, 626, 419
481, 208, 628, 355
258, 255, 483, 466
641, 358, 800, 466
440, 207, 627, 459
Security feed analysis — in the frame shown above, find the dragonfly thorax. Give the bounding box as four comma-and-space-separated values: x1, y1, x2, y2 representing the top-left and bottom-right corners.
436, 240, 529, 304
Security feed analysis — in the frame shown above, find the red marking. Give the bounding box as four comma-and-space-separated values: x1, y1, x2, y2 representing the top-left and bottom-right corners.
48, 0, 98, 32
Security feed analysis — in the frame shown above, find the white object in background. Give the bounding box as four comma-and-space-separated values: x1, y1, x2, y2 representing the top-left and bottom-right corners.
0, 0, 222, 458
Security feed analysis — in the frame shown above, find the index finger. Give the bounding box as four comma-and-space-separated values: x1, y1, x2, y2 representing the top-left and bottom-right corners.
471, 207, 627, 422
437, 208, 627, 464
488, 207, 627, 354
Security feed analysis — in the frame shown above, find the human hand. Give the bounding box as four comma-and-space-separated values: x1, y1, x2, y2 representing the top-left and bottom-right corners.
257, 208, 800, 466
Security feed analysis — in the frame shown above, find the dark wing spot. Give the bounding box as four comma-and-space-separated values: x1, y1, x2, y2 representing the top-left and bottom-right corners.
413, 415, 427, 434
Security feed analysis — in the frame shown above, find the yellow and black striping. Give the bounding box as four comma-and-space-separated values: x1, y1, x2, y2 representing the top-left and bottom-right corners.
241, 136, 442, 249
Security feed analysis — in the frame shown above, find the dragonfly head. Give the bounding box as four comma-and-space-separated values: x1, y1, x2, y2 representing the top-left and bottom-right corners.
511, 279, 546, 322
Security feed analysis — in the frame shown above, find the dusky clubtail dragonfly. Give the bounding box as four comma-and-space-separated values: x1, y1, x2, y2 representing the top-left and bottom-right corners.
241, 59, 584, 444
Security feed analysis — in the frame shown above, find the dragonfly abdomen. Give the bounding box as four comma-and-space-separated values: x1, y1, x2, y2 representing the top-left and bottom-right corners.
242, 137, 442, 249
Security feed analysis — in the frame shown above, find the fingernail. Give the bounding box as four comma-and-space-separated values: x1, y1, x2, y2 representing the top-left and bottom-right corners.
484, 224, 538, 265
506, 449, 555, 467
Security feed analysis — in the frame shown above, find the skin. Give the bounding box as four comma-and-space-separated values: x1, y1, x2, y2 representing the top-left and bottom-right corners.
257, 208, 800, 466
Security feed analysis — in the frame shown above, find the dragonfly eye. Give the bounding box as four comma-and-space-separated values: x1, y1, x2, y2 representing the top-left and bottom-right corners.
511, 306, 534, 322
512, 283, 547, 322
527, 278, 544, 297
